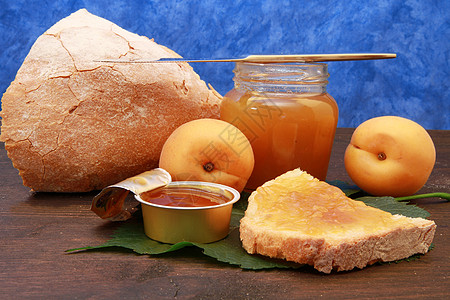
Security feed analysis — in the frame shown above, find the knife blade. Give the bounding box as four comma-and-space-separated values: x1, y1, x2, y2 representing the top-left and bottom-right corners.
95, 53, 396, 64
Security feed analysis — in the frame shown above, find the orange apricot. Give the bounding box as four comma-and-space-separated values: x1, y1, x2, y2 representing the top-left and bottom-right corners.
344, 116, 436, 197
159, 119, 255, 192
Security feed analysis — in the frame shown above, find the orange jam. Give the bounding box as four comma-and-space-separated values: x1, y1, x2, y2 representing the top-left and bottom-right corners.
140, 186, 229, 207
221, 62, 338, 190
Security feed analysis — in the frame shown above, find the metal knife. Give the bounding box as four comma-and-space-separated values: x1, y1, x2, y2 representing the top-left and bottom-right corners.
95, 53, 396, 64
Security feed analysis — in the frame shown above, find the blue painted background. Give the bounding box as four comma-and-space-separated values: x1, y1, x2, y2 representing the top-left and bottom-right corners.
0, 0, 448, 129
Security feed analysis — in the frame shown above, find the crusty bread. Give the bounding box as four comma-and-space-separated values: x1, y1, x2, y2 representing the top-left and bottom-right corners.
0, 9, 221, 192
240, 169, 436, 273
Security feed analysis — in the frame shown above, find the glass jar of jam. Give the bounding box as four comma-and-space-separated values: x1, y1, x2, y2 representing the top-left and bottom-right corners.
220, 62, 338, 190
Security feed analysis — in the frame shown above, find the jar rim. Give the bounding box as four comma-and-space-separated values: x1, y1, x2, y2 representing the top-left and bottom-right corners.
232, 61, 329, 93
233, 61, 329, 76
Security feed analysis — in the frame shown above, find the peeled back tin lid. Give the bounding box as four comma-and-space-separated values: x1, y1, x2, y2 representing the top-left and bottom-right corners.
91, 168, 172, 221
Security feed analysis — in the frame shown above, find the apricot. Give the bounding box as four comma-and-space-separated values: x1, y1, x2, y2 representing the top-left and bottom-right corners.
344, 116, 436, 197
159, 119, 255, 192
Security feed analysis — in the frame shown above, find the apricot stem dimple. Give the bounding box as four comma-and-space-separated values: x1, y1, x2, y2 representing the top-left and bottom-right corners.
377, 152, 387, 161
203, 162, 215, 172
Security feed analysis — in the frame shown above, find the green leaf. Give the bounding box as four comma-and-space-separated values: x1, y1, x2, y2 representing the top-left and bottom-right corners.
68, 212, 293, 269
68, 183, 433, 270
69, 220, 194, 255
101, 222, 194, 254
193, 228, 298, 269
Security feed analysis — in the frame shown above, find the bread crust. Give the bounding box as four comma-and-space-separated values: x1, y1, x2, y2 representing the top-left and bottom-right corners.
240, 169, 436, 273
0, 9, 221, 192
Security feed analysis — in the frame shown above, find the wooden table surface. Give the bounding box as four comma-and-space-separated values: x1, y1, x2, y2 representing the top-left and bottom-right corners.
0, 128, 448, 299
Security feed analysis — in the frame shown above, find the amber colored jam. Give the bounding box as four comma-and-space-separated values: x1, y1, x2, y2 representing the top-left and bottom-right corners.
140, 187, 229, 207
221, 89, 338, 190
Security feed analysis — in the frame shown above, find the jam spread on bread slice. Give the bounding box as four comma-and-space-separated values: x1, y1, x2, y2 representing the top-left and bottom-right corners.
240, 169, 436, 273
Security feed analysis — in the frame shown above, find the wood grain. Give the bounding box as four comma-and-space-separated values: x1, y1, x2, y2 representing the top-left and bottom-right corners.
0, 128, 448, 299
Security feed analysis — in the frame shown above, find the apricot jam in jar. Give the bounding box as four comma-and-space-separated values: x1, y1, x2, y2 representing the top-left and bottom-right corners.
220, 62, 338, 190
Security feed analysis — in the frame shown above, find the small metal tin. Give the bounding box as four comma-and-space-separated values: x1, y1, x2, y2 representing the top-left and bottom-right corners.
134, 181, 240, 244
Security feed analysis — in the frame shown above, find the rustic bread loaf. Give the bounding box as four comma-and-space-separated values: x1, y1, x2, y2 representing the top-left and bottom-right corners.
240, 169, 436, 273
0, 9, 221, 192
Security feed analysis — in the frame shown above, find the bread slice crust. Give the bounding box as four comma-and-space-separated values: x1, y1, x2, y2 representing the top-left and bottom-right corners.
240, 169, 436, 273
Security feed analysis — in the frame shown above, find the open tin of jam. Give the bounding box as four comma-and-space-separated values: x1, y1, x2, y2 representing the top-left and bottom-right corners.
134, 181, 240, 244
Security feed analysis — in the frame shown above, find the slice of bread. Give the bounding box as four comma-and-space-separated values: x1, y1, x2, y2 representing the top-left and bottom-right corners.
240, 169, 436, 273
